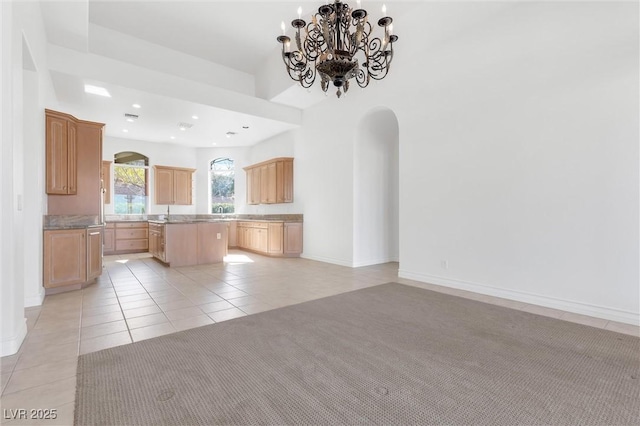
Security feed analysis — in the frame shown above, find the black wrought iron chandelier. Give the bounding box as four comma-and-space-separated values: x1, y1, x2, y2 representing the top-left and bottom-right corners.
277, 0, 398, 98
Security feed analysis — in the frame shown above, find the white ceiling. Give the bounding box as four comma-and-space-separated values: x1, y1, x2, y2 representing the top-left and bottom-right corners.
39, 0, 516, 148
41, 0, 355, 147
88, 1, 289, 75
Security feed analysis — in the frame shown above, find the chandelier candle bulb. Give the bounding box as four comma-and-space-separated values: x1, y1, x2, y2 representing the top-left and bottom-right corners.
281, 21, 285, 35
382, 4, 387, 15
297, 6, 302, 19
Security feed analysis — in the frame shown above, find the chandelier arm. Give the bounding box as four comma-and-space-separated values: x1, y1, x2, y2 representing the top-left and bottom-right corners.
361, 37, 393, 81
280, 50, 315, 88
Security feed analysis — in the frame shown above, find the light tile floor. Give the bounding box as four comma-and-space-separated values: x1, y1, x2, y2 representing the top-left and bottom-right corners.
1, 250, 638, 425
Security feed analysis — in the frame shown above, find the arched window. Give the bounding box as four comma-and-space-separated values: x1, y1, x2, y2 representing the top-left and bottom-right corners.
210, 158, 235, 213
114, 151, 149, 214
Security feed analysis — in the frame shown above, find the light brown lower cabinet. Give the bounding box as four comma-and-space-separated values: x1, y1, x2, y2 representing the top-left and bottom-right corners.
284, 222, 303, 255
103, 223, 115, 253
104, 221, 148, 255
236, 221, 302, 257
44, 227, 103, 289
87, 228, 103, 280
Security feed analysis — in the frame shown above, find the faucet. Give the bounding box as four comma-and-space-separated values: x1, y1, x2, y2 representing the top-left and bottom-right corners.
217, 206, 223, 214
167, 205, 171, 220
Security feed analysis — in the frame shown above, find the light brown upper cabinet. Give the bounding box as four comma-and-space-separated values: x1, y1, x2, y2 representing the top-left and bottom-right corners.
153, 165, 195, 205
244, 158, 293, 205
46, 109, 104, 216
46, 110, 78, 195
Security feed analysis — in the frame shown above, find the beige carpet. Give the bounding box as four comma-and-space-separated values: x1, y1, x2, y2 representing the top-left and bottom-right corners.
75, 283, 640, 425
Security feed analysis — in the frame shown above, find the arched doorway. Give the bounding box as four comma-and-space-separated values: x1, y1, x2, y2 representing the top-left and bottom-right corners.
353, 108, 400, 267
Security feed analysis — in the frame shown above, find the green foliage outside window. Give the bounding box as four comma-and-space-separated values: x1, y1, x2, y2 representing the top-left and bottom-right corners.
211, 158, 235, 213
114, 155, 148, 214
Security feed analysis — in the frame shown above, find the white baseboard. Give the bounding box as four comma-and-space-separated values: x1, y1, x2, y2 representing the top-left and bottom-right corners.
352, 257, 398, 268
302, 254, 400, 268
300, 254, 353, 267
24, 287, 45, 307
1, 318, 27, 357
398, 270, 639, 325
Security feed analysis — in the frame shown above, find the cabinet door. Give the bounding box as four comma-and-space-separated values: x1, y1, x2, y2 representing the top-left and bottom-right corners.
46, 115, 69, 194
158, 226, 166, 262
66, 121, 77, 195
43, 229, 86, 288
236, 225, 244, 248
246, 169, 254, 205
275, 161, 285, 203
251, 167, 261, 204
148, 227, 157, 257
102, 161, 112, 204
173, 169, 193, 205
103, 227, 115, 254
284, 222, 303, 255
283, 159, 293, 203
268, 223, 283, 254
155, 168, 174, 204
87, 229, 103, 280
256, 228, 268, 253
265, 162, 277, 204
260, 164, 275, 204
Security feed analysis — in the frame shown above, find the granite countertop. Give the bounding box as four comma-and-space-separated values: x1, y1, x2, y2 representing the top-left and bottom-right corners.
148, 219, 229, 224
107, 214, 303, 224
43, 214, 303, 230
43, 215, 102, 230
44, 223, 104, 230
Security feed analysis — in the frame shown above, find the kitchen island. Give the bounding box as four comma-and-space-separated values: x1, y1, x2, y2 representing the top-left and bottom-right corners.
104, 213, 303, 264
148, 219, 227, 267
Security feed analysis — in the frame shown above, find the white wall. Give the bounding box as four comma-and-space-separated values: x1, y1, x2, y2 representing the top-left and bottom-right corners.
291, 2, 638, 323
394, 2, 637, 323
1, 1, 57, 355
353, 108, 399, 267
103, 137, 198, 215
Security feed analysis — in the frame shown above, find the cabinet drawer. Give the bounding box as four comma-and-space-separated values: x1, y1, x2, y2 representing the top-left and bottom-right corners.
105, 223, 115, 230
115, 222, 148, 229
239, 221, 268, 229
115, 229, 148, 240
115, 239, 148, 251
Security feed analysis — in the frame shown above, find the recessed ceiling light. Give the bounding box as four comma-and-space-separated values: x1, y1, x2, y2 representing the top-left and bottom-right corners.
192, 115, 199, 120
225, 131, 237, 138
170, 136, 175, 140
84, 84, 111, 97
180, 127, 186, 131
126, 118, 134, 122
242, 126, 249, 129
132, 103, 141, 108
212, 143, 217, 146
122, 129, 129, 133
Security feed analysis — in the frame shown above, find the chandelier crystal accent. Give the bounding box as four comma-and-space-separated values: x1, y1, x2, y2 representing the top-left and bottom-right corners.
277, 0, 398, 98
